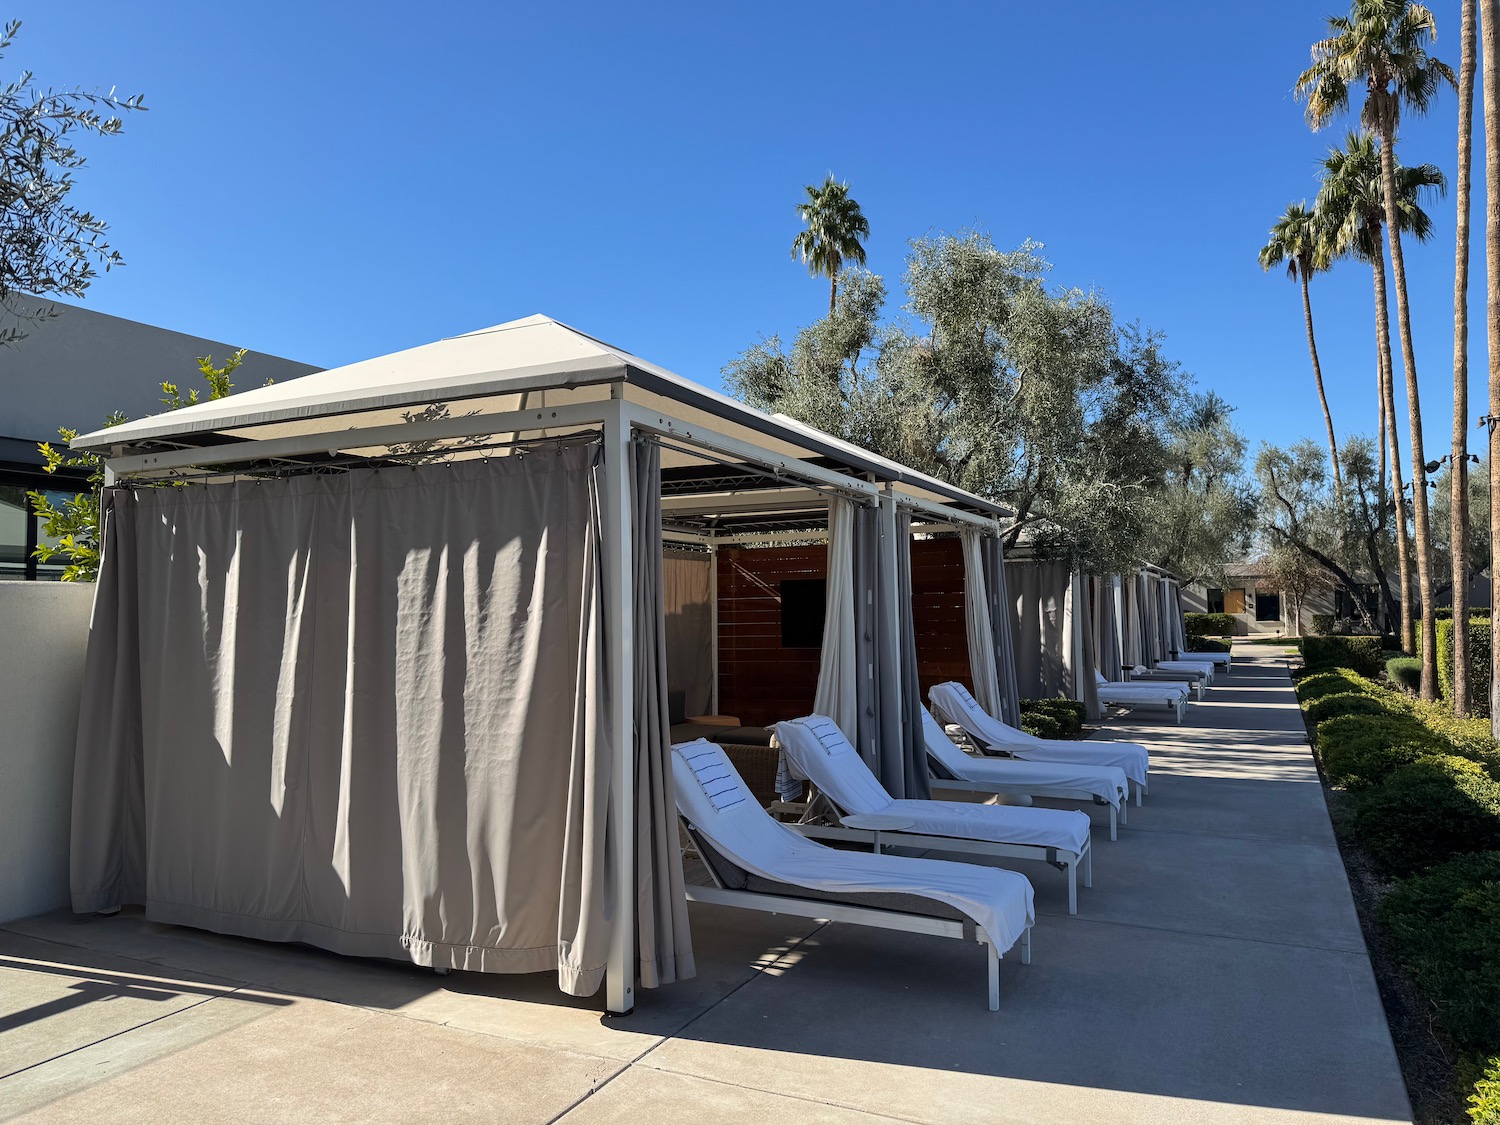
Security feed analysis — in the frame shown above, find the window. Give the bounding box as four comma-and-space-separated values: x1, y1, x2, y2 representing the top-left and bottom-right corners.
1224, 588, 1247, 615
1255, 592, 1282, 622
780, 579, 826, 648
1206, 588, 1225, 613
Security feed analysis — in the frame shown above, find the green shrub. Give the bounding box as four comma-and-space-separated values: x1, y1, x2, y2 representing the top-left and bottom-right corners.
1303, 635, 1384, 676
1020, 698, 1085, 737
1019, 711, 1064, 739
1303, 690, 1409, 727
1381, 852, 1500, 1055
1353, 756, 1500, 877
1185, 636, 1230, 653
1437, 618, 1493, 720
1386, 656, 1421, 694
1467, 1055, 1500, 1124
1295, 667, 1377, 701
1315, 712, 1446, 789
1311, 612, 1335, 635
1185, 612, 1235, 637
1410, 699, 1500, 768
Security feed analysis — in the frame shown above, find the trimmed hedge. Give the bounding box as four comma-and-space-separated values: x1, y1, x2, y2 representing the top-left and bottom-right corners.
1386, 656, 1421, 694
1468, 1055, 1500, 1124
1185, 612, 1235, 637
1381, 852, 1500, 1056
1302, 635, 1384, 677
1352, 756, 1500, 877
1186, 636, 1231, 653
1316, 712, 1446, 789
1437, 617, 1493, 720
1303, 689, 1409, 727
1019, 698, 1085, 738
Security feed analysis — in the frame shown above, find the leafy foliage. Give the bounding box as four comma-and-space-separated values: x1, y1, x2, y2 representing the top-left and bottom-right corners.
1353, 755, 1500, 876
1386, 655, 1421, 692
1438, 617, 1493, 718
0, 20, 144, 345
790, 176, 869, 315
26, 352, 245, 581
1303, 634, 1385, 675
1381, 851, 1500, 1053
1185, 612, 1235, 636
727, 232, 1254, 577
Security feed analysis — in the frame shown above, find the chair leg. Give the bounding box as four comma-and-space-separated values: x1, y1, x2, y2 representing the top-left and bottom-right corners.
1109, 803, 1118, 840
1119, 796, 1128, 827
1021, 926, 1032, 965
1083, 842, 1093, 888
988, 943, 1001, 1011
1067, 858, 1078, 915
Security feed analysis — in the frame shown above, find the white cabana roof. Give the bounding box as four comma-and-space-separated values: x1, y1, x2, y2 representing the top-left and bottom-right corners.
74, 314, 1004, 522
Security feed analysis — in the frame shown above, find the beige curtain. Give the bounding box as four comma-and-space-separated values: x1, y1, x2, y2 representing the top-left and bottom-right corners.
631, 440, 695, 988
72, 448, 615, 995
982, 537, 1022, 725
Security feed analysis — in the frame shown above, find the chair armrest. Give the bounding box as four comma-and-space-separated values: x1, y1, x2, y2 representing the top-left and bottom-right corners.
840, 813, 918, 832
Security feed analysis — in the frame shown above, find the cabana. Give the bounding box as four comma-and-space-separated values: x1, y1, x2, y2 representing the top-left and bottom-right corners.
66, 314, 1010, 1015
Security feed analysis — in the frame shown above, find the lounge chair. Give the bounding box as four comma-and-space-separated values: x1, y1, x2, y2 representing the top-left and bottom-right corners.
1174, 650, 1232, 669
775, 715, 1093, 915
929, 681, 1151, 805
673, 740, 1034, 1010
1153, 659, 1215, 683
1091, 670, 1190, 723
921, 706, 1130, 841
1131, 663, 1208, 700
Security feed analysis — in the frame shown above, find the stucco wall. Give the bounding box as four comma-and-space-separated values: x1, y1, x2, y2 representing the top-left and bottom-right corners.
0, 582, 94, 922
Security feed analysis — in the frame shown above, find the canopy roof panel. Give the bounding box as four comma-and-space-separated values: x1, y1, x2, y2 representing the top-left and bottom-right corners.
74, 314, 1005, 519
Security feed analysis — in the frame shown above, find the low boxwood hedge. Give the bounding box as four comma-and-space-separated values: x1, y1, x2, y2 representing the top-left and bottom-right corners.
1296, 667, 1382, 702
1185, 612, 1235, 637
1315, 712, 1446, 789
1437, 617, 1494, 720
1381, 851, 1500, 1056
1386, 656, 1421, 694
1352, 756, 1500, 878
1302, 689, 1410, 727
1019, 698, 1085, 737
1303, 635, 1385, 677
1467, 1055, 1500, 1124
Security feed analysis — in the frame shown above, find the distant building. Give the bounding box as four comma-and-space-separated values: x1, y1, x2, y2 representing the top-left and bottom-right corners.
1181, 558, 1339, 636
0, 300, 319, 579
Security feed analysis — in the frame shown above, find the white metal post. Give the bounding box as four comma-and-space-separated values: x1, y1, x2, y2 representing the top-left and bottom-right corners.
877, 487, 903, 777
602, 397, 636, 1015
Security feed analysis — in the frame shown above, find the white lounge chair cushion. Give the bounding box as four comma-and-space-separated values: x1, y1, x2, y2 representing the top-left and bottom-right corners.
929, 682, 1150, 787
1093, 670, 1189, 703
1153, 661, 1213, 682
774, 716, 1092, 855
672, 740, 1034, 953
920, 707, 1127, 808
1176, 651, 1231, 666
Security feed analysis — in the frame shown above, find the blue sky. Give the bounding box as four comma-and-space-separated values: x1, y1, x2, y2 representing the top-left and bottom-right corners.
10, 0, 1486, 461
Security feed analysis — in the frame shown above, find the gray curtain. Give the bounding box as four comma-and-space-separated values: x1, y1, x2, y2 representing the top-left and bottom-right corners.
892, 512, 930, 798
981, 537, 1021, 726
1067, 573, 1103, 720
960, 529, 1003, 718
1120, 574, 1143, 668
1007, 559, 1071, 699
1093, 576, 1124, 681
662, 551, 713, 717
631, 440, 696, 988
813, 497, 858, 739
1136, 572, 1160, 664
71, 449, 616, 996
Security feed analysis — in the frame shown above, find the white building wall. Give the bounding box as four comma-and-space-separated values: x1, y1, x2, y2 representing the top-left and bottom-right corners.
0, 582, 94, 922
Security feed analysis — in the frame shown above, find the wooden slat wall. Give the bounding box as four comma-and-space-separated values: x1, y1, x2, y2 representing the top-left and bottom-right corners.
911, 538, 974, 700
712, 539, 976, 727
716, 545, 827, 727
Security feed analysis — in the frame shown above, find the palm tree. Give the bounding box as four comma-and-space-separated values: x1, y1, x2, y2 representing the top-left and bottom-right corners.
1299, 5, 1454, 700
1451, 0, 1477, 715
791, 176, 870, 315
1483, 0, 1500, 731
1317, 131, 1445, 657
1259, 203, 1345, 511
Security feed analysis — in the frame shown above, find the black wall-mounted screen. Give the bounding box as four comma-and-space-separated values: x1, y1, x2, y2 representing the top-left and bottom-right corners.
780, 579, 827, 648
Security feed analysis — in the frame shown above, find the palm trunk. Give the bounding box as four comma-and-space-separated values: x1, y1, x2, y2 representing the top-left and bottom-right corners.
1453, 0, 1477, 717
829, 275, 837, 317
1373, 246, 1413, 652
1300, 271, 1344, 508
1483, 0, 1500, 732
1377, 119, 1438, 700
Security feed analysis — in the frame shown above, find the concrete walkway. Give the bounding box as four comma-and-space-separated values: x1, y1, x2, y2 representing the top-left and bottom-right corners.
0, 647, 1410, 1124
